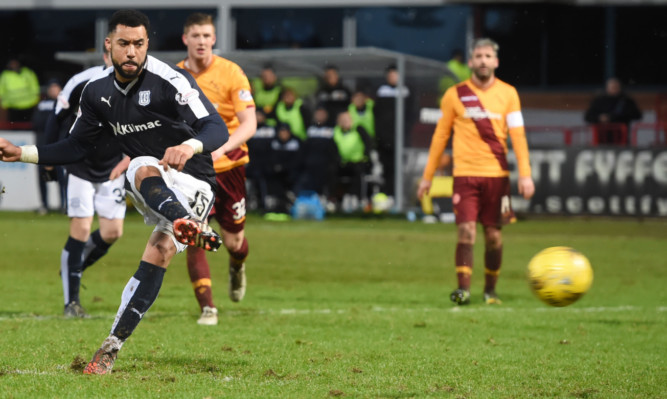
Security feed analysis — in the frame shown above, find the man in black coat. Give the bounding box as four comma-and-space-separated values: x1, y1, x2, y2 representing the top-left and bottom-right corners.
584, 77, 642, 145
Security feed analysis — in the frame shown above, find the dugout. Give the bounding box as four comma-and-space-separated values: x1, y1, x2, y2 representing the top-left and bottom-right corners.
56, 47, 455, 212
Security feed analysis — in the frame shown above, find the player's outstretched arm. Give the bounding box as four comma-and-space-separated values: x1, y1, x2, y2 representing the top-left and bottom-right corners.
0, 138, 23, 162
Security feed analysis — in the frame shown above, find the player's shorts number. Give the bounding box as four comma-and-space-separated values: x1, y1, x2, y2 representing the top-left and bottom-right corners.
191, 191, 211, 220
113, 188, 125, 204
232, 198, 246, 221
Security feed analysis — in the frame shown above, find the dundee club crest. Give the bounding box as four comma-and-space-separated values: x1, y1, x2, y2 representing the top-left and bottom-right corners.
138, 90, 151, 106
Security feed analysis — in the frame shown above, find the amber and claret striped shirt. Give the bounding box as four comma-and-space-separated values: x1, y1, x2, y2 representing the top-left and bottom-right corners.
177, 55, 256, 173
422, 78, 531, 181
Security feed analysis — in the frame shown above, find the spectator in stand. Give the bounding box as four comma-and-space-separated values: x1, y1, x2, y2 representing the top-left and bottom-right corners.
0, 57, 40, 125
266, 123, 301, 217
294, 106, 338, 198
333, 111, 374, 212
374, 64, 410, 199
348, 89, 376, 140
246, 109, 276, 212
273, 87, 309, 141
316, 65, 351, 127
252, 64, 282, 125
31, 79, 65, 214
584, 77, 642, 145
438, 49, 472, 100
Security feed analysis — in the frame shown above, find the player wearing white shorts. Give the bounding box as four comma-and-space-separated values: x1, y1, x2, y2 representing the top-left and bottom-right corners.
46, 51, 130, 318
60, 171, 127, 317
124, 156, 215, 254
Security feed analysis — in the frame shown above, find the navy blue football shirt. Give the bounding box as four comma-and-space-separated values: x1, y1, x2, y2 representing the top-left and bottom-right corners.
37, 55, 229, 190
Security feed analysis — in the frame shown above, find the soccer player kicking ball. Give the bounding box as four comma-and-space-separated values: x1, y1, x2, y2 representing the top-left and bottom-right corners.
417, 38, 535, 306
177, 13, 257, 326
0, 9, 231, 375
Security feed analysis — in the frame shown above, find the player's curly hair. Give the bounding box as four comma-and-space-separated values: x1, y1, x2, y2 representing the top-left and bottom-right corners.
108, 10, 151, 35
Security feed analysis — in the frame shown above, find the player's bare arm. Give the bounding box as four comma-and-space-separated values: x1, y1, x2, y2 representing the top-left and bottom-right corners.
212, 107, 257, 160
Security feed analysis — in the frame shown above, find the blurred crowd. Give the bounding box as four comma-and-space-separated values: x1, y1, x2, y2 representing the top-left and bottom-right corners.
245, 63, 409, 216
0, 57, 67, 214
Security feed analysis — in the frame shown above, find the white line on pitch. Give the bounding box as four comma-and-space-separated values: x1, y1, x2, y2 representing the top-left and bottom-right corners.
1, 305, 663, 322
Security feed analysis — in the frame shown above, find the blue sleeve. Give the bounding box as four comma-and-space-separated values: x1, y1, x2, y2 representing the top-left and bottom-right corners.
36, 135, 88, 165
192, 114, 228, 153
37, 83, 101, 164
43, 111, 61, 145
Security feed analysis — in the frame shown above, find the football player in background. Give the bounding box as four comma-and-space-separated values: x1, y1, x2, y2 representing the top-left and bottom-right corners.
47, 49, 130, 318
177, 13, 257, 325
417, 38, 535, 306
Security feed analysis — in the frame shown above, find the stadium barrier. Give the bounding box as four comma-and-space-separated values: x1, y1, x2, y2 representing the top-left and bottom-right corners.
403, 146, 667, 218
405, 112, 667, 218
630, 122, 666, 147
0, 122, 33, 130
3, 127, 667, 217
0, 130, 62, 211
525, 146, 667, 217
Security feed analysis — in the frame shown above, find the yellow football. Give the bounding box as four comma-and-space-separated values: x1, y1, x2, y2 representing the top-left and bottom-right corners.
527, 247, 593, 307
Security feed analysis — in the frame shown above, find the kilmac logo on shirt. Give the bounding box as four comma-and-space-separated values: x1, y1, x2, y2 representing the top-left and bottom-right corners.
108, 120, 162, 136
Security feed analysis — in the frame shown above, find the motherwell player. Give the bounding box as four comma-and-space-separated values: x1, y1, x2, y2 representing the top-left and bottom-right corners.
417, 38, 535, 306
178, 13, 257, 325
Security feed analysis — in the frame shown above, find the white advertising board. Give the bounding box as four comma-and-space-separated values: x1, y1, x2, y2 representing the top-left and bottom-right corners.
0, 131, 62, 211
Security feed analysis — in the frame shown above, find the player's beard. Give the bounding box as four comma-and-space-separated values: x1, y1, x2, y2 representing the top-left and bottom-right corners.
472, 65, 494, 83
113, 58, 146, 81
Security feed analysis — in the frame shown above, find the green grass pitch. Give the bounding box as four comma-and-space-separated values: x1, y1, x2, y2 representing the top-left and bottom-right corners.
0, 211, 665, 398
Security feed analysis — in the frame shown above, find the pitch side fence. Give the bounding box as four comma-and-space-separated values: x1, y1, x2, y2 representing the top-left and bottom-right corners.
404, 122, 667, 218
3, 125, 667, 217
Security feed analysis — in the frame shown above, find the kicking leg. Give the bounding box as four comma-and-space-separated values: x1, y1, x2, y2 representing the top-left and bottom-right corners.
84, 232, 174, 375
133, 165, 220, 251
127, 162, 221, 251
